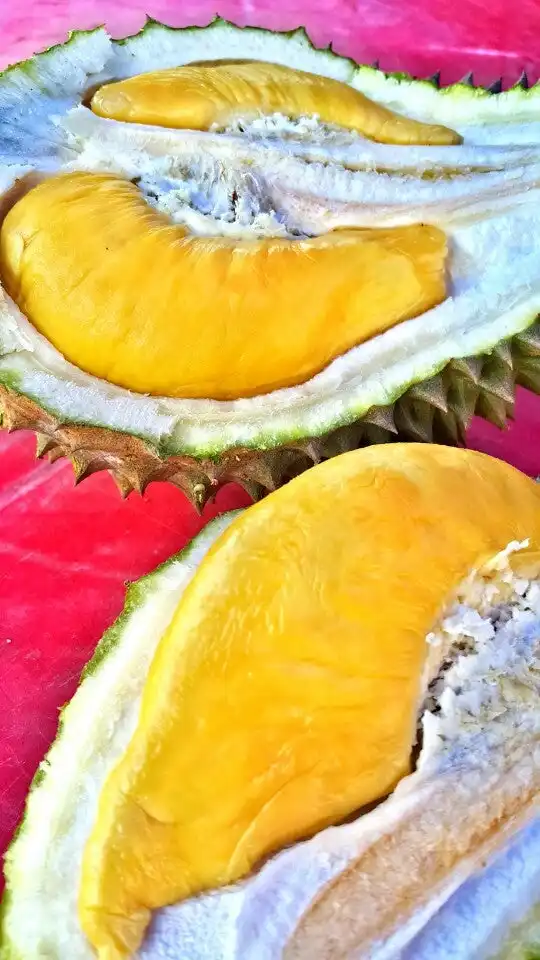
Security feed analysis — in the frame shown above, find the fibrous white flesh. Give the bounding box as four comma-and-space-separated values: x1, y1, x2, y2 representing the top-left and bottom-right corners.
4, 536, 540, 960
2, 22, 540, 455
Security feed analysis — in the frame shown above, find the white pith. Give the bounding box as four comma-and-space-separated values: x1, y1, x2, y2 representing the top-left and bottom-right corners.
1, 23, 540, 455
3, 531, 540, 960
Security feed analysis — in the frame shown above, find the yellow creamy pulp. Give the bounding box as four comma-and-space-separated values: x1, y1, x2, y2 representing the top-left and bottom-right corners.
91, 60, 461, 146
0, 173, 447, 400
0, 62, 459, 401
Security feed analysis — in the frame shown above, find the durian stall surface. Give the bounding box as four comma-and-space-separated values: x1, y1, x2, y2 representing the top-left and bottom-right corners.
1, 17, 540, 506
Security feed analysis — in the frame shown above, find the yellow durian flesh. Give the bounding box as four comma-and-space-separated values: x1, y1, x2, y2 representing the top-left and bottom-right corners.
79, 444, 540, 958
91, 61, 462, 146
0, 172, 447, 401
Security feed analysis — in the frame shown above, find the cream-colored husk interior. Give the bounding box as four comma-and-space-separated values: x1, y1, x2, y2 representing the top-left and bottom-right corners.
1, 23, 540, 455
4, 529, 540, 960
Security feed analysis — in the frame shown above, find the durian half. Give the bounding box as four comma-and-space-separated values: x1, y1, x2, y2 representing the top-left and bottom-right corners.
3, 443, 540, 959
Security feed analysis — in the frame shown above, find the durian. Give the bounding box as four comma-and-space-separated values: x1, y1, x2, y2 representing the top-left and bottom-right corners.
1, 19, 540, 506
4, 444, 540, 959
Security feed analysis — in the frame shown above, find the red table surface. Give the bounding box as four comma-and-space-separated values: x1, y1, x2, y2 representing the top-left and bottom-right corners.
1, 0, 540, 872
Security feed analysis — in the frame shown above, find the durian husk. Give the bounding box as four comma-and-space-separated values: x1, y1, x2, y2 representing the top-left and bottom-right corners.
1, 321, 539, 510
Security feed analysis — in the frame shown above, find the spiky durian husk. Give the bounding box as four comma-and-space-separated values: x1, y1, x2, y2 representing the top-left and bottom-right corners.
1, 322, 538, 510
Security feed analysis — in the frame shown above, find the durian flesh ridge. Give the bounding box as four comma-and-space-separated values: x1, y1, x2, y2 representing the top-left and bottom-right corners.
4, 446, 540, 960
3, 23, 540, 458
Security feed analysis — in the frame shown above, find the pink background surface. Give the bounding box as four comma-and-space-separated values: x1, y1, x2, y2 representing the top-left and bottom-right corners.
1, 0, 540, 874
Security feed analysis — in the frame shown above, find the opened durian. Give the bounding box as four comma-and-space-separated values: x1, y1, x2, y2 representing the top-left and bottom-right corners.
3, 443, 540, 959
1, 19, 540, 505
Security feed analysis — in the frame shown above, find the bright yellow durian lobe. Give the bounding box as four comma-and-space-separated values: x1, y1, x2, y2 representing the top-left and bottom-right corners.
0, 172, 447, 401
91, 60, 462, 146
79, 444, 540, 958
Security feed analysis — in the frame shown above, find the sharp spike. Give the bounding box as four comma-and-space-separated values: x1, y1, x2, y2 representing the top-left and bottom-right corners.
166, 472, 213, 512
476, 392, 509, 430
492, 340, 513, 368
122, 471, 146, 497
112, 472, 136, 499
47, 446, 67, 464
408, 374, 448, 412
428, 70, 441, 88
514, 322, 540, 357
362, 424, 393, 445
321, 424, 364, 457
285, 439, 322, 464
515, 356, 540, 393
505, 399, 516, 422
487, 77, 503, 94
362, 404, 397, 433
434, 409, 465, 445
460, 71, 474, 86
35, 432, 57, 458
479, 361, 515, 404
228, 455, 277, 492
447, 376, 479, 429
394, 399, 434, 443
450, 356, 483, 384
516, 69, 529, 89
70, 453, 95, 484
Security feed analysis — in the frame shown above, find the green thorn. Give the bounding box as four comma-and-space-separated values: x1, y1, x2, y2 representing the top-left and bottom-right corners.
450, 356, 483, 384
515, 356, 540, 394
408, 374, 448, 412
476, 392, 509, 430
447, 376, 479, 429
491, 340, 513, 368
322, 423, 364, 457
362, 404, 398, 433
363, 424, 393, 446
434, 408, 465, 445
515, 322, 540, 358
479, 352, 516, 403
394, 398, 434, 443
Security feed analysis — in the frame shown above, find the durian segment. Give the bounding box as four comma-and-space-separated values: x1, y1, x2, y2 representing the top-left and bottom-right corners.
2, 20, 540, 485
78, 444, 540, 957
90, 62, 461, 145
0, 171, 447, 400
